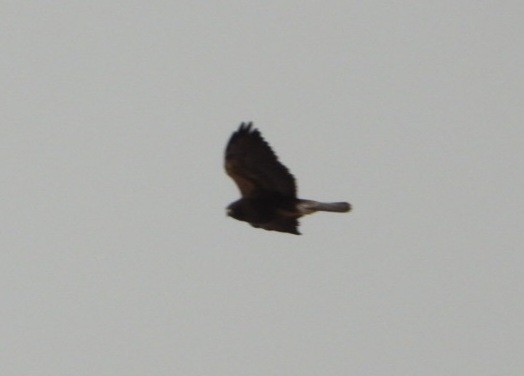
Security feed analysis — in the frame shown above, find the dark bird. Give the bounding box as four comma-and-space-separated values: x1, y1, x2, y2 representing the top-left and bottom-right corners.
225, 122, 351, 235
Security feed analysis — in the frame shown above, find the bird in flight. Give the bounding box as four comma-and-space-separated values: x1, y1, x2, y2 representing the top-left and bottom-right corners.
224, 122, 351, 235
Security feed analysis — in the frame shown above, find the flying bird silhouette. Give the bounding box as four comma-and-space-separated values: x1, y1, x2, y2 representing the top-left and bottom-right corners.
225, 122, 351, 235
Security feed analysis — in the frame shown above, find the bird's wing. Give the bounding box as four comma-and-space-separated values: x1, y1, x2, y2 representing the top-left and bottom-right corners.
224, 122, 296, 198
255, 217, 300, 235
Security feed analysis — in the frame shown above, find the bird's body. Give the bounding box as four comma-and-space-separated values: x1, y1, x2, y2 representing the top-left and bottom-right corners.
225, 122, 351, 235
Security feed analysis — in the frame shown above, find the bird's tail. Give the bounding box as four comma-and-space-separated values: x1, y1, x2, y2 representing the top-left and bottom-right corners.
297, 200, 351, 214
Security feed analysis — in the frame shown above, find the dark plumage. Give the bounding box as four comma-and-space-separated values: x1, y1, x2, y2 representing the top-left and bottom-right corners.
224, 122, 351, 235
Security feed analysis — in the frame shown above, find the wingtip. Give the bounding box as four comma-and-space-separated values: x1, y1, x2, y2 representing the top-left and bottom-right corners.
239, 121, 254, 133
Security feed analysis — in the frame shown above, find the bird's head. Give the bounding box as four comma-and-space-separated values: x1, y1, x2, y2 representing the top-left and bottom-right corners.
226, 200, 246, 221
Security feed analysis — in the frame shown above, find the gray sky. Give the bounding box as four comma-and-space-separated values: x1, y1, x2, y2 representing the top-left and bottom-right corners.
2, 2, 523, 375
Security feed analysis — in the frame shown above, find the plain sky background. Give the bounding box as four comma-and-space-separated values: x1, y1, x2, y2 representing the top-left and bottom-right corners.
2, 2, 523, 375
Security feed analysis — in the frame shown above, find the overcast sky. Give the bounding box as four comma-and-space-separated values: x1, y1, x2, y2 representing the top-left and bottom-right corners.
2, 2, 523, 375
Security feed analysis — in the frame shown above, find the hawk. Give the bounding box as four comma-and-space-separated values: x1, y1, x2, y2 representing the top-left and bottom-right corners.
225, 122, 351, 235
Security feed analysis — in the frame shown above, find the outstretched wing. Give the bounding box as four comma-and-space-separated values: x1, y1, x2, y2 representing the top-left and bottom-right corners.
224, 122, 296, 198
